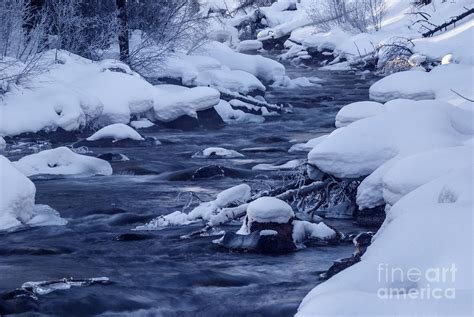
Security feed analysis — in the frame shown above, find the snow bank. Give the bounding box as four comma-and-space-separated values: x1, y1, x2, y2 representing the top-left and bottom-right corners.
369, 64, 474, 104
192, 147, 244, 159
383, 145, 473, 206
130, 118, 154, 129
86, 123, 144, 142
195, 68, 265, 95
153, 85, 220, 122
0, 137, 6, 151
237, 40, 263, 52
297, 166, 473, 316
14, 147, 113, 177
0, 155, 36, 230
308, 99, 473, 179
198, 41, 285, 83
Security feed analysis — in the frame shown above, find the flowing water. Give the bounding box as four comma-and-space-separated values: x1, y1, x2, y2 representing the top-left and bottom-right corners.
0, 62, 378, 316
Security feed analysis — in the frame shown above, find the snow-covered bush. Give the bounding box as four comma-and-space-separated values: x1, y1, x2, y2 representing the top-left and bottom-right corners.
309, 0, 386, 33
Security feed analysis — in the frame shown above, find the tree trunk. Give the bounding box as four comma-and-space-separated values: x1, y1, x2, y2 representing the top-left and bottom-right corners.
116, 0, 129, 62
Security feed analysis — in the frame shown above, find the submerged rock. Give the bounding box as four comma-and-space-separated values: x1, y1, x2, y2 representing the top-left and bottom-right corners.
115, 233, 154, 241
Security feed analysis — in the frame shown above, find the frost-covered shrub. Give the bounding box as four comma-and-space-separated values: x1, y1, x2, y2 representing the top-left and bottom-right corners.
309, 0, 386, 32
376, 37, 414, 74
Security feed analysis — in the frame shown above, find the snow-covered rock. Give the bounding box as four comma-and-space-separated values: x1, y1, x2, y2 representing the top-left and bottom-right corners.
130, 118, 154, 129
153, 86, 220, 122
246, 197, 294, 224
335, 101, 384, 128
14, 147, 113, 177
195, 68, 265, 95
292, 220, 337, 244
86, 123, 144, 142
198, 41, 285, 83
0, 155, 36, 230
192, 147, 244, 159
214, 100, 265, 124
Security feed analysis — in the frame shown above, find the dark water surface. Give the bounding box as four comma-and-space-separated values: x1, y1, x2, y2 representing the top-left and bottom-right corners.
1, 64, 378, 316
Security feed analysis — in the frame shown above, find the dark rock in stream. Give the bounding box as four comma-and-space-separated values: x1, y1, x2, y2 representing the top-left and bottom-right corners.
219, 231, 296, 254
165, 164, 254, 181
354, 206, 386, 227
115, 233, 154, 241
162, 107, 224, 130
322, 232, 374, 279
97, 152, 130, 162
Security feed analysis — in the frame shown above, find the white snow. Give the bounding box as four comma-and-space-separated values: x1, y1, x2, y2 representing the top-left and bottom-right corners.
0, 137, 6, 151
86, 123, 144, 142
0, 155, 36, 230
297, 166, 473, 316
335, 101, 384, 128
308, 99, 473, 179
192, 147, 244, 159
13, 147, 113, 177
130, 118, 154, 129
214, 100, 265, 124
246, 197, 295, 224
252, 159, 304, 171
198, 41, 286, 83
292, 220, 337, 244
153, 85, 220, 122
237, 40, 263, 52
289, 135, 328, 153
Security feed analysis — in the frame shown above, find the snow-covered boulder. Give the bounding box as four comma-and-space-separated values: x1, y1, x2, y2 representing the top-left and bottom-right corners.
198, 41, 285, 83
192, 147, 244, 159
86, 123, 144, 142
153, 86, 220, 122
14, 147, 113, 177
335, 101, 384, 128
252, 159, 304, 171
195, 68, 265, 95
214, 100, 265, 124
130, 118, 154, 129
0, 156, 36, 230
246, 197, 294, 225
292, 220, 337, 244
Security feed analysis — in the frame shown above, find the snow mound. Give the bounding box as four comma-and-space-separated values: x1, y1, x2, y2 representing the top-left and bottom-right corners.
86, 123, 144, 142
308, 99, 473, 179
130, 118, 154, 129
335, 101, 384, 128
198, 41, 285, 83
383, 145, 473, 206
369, 64, 473, 104
192, 147, 244, 159
246, 197, 295, 224
0, 155, 36, 230
297, 166, 473, 316
195, 68, 265, 95
14, 147, 113, 177
153, 86, 220, 122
